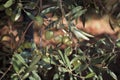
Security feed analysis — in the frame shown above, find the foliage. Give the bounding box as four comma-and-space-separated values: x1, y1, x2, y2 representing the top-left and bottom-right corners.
0, 0, 120, 80
11, 37, 120, 80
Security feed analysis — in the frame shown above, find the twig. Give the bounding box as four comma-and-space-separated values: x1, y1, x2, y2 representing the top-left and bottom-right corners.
0, 64, 12, 80
40, 0, 43, 11
59, 0, 65, 17
14, 21, 34, 52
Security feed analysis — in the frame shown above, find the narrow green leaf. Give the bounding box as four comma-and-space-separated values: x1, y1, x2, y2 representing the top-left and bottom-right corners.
71, 6, 83, 14
91, 56, 105, 65
19, 66, 26, 74
66, 6, 83, 17
15, 8, 21, 21
29, 55, 41, 68
108, 54, 116, 64
22, 73, 29, 80
71, 9, 87, 20
58, 60, 64, 65
4, 0, 13, 8
58, 66, 68, 72
65, 47, 73, 56
27, 65, 38, 73
12, 60, 19, 73
41, 6, 59, 15
15, 54, 28, 67
29, 76, 36, 80
58, 50, 66, 65
79, 30, 94, 38
53, 73, 59, 80
24, 10, 35, 20
107, 69, 117, 80
12, 54, 25, 74
11, 73, 18, 80
43, 56, 56, 65
98, 73, 103, 80
11, 74, 18, 80
70, 74, 73, 80
71, 27, 90, 40
116, 39, 120, 48
64, 53, 71, 69
31, 71, 41, 80
85, 72, 95, 79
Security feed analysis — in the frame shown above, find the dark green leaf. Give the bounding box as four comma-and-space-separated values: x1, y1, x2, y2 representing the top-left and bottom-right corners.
79, 63, 88, 71
71, 9, 87, 20
41, 6, 59, 15
66, 6, 83, 17
24, 10, 35, 20
24, 2, 36, 9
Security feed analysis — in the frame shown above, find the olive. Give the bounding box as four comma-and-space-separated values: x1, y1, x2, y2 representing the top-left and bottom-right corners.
45, 30, 54, 40
54, 35, 63, 43
72, 59, 81, 67
66, 41, 73, 45
34, 15, 43, 27
62, 36, 70, 45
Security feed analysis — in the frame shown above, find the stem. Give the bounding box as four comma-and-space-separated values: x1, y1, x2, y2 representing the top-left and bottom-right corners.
0, 65, 12, 80
59, 0, 65, 18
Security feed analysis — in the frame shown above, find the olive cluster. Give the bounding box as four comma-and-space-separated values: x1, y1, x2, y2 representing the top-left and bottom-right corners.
45, 30, 73, 46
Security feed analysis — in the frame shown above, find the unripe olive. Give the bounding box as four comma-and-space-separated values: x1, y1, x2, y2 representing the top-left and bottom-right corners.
34, 15, 43, 27
62, 36, 70, 45
54, 35, 63, 43
45, 30, 54, 40
72, 60, 81, 67
66, 40, 73, 45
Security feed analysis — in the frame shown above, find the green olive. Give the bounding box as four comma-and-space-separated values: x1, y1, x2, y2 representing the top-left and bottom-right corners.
34, 15, 43, 27
66, 41, 73, 45
62, 36, 70, 44
45, 30, 54, 40
72, 60, 81, 67
54, 35, 63, 43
